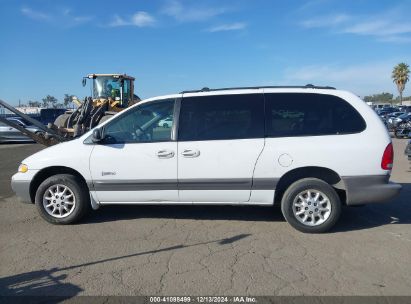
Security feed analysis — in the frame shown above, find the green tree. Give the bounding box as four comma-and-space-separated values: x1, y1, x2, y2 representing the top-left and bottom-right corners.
364, 92, 394, 104
63, 94, 74, 108
27, 100, 41, 107
41, 95, 58, 108
392, 63, 410, 105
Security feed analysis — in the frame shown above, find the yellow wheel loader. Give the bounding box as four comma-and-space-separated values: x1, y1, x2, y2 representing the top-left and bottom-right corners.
52, 74, 140, 138
0, 73, 140, 146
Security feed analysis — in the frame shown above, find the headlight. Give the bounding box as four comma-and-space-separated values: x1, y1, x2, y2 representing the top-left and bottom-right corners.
18, 164, 28, 173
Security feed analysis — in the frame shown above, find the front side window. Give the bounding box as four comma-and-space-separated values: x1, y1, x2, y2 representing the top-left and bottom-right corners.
103, 99, 175, 144
265, 93, 366, 137
178, 94, 264, 141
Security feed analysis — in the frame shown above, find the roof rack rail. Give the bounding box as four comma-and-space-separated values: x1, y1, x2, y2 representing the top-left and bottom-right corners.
181, 84, 336, 94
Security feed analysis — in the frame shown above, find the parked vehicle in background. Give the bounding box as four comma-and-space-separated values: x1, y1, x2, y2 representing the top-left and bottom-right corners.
385, 112, 406, 130
397, 105, 411, 113
11, 85, 401, 233
373, 104, 391, 110
394, 119, 411, 139
12, 108, 68, 126
391, 112, 411, 129
377, 107, 396, 117
157, 117, 173, 128
36, 108, 68, 126
0, 117, 43, 143
405, 140, 411, 161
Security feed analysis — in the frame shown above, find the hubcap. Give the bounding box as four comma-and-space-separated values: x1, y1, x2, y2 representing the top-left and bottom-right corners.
43, 184, 76, 218
292, 189, 331, 226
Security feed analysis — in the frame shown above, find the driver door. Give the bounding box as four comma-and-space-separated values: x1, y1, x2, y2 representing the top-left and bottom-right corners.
89, 98, 179, 203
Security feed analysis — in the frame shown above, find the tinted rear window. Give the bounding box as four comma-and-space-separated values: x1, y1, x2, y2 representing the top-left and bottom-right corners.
179, 94, 264, 141
264, 93, 366, 137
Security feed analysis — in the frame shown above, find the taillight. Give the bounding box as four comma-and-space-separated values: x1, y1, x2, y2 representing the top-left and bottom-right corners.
381, 143, 394, 170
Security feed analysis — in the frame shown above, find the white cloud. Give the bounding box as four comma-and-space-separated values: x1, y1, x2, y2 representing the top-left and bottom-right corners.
283, 62, 411, 96
21, 6, 93, 27
343, 20, 411, 37
378, 35, 411, 43
300, 9, 411, 43
162, 0, 226, 22
207, 22, 246, 32
62, 9, 93, 27
21, 7, 50, 21
132, 12, 156, 27
108, 11, 156, 27
301, 14, 350, 28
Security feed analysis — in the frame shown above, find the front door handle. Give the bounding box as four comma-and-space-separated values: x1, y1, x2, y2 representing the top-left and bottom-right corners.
181, 149, 200, 158
157, 150, 175, 159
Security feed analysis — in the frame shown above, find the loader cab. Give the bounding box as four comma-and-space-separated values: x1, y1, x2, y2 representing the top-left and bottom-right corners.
83, 74, 135, 108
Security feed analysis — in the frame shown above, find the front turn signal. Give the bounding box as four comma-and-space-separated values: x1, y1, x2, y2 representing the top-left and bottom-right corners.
18, 164, 28, 173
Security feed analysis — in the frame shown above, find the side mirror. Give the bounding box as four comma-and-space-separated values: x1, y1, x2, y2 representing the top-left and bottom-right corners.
92, 128, 103, 143
82, 78, 87, 87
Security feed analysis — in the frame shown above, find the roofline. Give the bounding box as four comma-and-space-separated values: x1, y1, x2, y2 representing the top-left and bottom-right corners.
86, 74, 135, 80
181, 84, 336, 94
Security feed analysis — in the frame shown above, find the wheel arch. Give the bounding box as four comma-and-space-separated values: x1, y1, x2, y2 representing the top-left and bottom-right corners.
29, 166, 89, 203
274, 166, 346, 205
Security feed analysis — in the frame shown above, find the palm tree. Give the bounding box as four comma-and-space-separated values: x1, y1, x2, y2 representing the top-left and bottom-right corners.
392, 63, 410, 105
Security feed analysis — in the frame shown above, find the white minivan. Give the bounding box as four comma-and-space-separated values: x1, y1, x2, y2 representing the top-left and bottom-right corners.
11, 86, 401, 233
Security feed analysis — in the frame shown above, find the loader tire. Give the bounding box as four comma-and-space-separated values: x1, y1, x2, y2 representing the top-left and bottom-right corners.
98, 115, 114, 125
54, 114, 71, 128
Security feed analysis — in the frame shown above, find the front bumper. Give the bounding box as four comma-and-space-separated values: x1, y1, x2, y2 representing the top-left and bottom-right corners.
342, 175, 402, 206
11, 171, 38, 204
11, 179, 32, 203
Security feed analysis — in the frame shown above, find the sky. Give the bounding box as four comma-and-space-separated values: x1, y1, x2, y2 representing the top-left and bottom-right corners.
0, 0, 411, 105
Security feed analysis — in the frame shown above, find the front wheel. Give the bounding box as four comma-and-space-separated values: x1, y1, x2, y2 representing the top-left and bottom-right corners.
35, 174, 90, 224
281, 178, 341, 233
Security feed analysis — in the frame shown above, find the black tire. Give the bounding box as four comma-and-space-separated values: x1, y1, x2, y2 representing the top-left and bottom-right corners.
35, 174, 90, 224
98, 115, 114, 125
54, 113, 71, 128
281, 178, 341, 233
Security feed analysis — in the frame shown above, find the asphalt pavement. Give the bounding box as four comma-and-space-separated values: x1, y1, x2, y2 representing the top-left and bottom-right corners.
0, 139, 410, 296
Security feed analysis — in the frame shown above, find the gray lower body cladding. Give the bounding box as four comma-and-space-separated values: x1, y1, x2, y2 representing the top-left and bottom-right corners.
90, 178, 279, 191
342, 175, 401, 205
90, 175, 401, 206
13, 175, 401, 206
11, 180, 31, 203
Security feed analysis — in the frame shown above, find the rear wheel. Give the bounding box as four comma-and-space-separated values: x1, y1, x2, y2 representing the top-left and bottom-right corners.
281, 178, 341, 233
35, 174, 90, 224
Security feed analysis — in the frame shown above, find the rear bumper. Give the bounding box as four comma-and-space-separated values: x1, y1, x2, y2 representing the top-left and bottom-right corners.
342, 175, 402, 206
11, 178, 32, 204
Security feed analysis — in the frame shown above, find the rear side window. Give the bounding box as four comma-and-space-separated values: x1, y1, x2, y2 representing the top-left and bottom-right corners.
179, 94, 264, 141
264, 93, 366, 137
